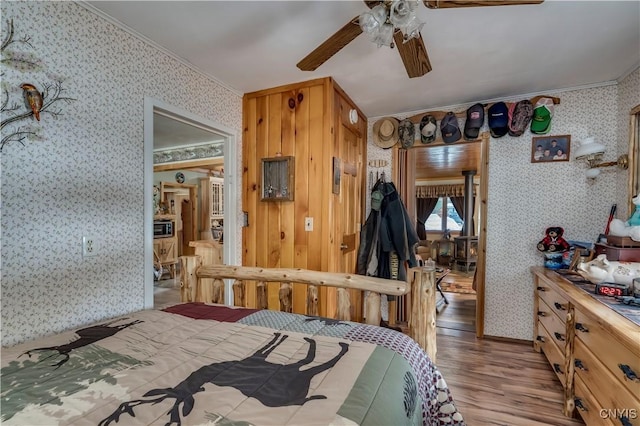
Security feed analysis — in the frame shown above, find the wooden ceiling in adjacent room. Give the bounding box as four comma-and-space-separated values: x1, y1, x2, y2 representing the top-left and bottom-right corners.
414, 142, 482, 180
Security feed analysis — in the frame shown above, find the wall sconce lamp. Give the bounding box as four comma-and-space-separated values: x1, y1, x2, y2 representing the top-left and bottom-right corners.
574, 137, 629, 179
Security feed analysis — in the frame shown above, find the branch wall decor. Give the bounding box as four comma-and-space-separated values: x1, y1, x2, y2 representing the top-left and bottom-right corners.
1, 18, 75, 152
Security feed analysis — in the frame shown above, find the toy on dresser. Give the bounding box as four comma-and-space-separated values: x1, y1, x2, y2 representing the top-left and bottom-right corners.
577, 254, 640, 286
537, 227, 571, 269
609, 194, 640, 241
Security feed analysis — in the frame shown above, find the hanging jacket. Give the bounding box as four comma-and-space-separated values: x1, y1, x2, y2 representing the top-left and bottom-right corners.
357, 179, 419, 282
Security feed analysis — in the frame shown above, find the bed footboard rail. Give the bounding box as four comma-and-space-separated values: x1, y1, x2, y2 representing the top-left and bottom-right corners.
179, 260, 437, 361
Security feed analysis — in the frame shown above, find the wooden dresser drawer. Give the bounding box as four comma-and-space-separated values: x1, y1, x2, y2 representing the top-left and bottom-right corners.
537, 322, 569, 386
574, 339, 640, 426
537, 297, 568, 352
574, 307, 640, 400
574, 375, 617, 426
537, 281, 570, 319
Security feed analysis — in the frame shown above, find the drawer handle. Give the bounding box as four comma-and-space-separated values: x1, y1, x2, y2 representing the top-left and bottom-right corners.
554, 332, 565, 342
618, 364, 639, 382
575, 322, 589, 333
553, 302, 566, 311
537, 286, 547, 292
536, 335, 545, 343
537, 311, 547, 317
574, 359, 588, 371
574, 397, 587, 411
553, 363, 563, 374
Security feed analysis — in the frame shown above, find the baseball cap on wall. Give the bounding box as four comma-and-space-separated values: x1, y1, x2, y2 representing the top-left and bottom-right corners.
530, 97, 555, 134
440, 112, 461, 143
463, 103, 485, 140
398, 118, 416, 149
419, 114, 437, 144
488, 102, 509, 138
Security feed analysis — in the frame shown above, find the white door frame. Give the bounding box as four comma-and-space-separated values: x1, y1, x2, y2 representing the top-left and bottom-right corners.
143, 97, 238, 308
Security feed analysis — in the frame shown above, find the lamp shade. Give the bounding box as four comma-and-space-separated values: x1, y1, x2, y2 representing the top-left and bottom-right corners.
574, 137, 606, 160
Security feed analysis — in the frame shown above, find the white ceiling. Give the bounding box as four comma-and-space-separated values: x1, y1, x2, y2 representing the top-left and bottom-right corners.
153, 112, 224, 151
86, 1, 640, 118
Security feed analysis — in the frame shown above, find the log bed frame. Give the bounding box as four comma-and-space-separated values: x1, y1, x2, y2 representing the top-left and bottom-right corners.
180, 251, 438, 361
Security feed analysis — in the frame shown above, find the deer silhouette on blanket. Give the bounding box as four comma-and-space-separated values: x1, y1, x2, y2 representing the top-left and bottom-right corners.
20, 318, 143, 368
99, 333, 349, 426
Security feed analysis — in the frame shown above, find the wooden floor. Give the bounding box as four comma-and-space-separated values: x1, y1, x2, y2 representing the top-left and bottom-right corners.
436, 292, 476, 332
154, 282, 584, 426
436, 327, 584, 425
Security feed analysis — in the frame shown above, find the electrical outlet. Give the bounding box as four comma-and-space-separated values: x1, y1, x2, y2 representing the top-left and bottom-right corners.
305, 217, 313, 232
82, 236, 98, 257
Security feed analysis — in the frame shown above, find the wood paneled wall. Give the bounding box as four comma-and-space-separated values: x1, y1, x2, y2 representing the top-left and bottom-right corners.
242, 77, 367, 320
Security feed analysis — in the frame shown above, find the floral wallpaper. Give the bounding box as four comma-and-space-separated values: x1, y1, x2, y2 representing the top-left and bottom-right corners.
367, 73, 637, 340
1, 1, 242, 346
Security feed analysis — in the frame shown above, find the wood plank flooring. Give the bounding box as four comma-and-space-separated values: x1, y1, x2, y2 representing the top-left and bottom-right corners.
436, 292, 476, 332
436, 327, 584, 425
154, 284, 584, 425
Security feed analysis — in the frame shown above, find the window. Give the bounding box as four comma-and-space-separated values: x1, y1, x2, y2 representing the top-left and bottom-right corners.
424, 197, 463, 232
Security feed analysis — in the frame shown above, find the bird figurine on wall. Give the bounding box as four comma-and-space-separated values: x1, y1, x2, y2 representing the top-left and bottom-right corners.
20, 83, 44, 121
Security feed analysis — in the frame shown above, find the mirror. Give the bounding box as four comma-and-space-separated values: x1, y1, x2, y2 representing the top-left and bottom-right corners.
143, 98, 238, 309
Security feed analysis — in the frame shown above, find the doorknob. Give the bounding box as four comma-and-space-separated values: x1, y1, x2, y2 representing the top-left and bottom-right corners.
340, 244, 348, 250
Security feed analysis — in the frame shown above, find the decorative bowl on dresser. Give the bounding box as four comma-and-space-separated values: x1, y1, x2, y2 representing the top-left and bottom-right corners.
532, 267, 640, 425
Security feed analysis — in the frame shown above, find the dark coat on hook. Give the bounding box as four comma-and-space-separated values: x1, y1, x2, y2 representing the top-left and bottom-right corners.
357, 179, 419, 284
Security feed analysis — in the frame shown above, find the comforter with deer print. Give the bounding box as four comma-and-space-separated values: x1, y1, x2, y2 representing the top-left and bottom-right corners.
1, 303, 464, 426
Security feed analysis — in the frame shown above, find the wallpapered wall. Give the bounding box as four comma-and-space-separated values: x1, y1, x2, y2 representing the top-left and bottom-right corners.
1, 1, 242, 346
367, 67, 639, 340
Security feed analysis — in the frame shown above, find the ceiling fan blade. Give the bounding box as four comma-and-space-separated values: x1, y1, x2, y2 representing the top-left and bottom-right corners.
297, 17, 362, 72
424, 0, 543, 8
394, 33, 432, 78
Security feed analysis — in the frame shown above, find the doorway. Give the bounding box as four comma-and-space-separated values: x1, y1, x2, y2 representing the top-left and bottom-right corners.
143, 98, 238, 309
395, 133, 489, 337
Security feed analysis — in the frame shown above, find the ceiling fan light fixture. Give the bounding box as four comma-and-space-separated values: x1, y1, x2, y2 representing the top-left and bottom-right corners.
359, 11, 380, 34
373, 23, 395, 47
401, 15, 425, 41
390, 0, 413, 27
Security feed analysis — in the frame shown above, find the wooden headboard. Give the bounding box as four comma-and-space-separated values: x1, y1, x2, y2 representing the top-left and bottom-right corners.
179, 250, 438, 361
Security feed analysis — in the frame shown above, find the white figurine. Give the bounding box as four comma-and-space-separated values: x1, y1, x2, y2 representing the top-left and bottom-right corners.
609, 194, 640, 242
577, 254, 640, 286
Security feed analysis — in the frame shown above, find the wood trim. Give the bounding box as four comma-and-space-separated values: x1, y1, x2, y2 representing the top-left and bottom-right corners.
481, 334, 533, 345
475, 132, 490, 338
244, 77, 329, 100
153, 157, 223, 172
629, 105, 639, 215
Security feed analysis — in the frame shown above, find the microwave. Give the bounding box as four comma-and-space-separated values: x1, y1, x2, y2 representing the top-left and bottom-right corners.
153, 220, 174, 238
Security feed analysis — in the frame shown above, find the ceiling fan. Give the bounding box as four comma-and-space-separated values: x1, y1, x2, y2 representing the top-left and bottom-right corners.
297, 0, 544, 78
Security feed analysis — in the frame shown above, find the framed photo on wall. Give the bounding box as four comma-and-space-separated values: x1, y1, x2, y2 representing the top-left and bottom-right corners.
531, 134, 571, 163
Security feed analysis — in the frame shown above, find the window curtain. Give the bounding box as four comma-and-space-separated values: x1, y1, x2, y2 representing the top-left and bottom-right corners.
393, 147, 416, 225
416, 197, 438, 240
415, 184, 467, 198
449, 196, 471, 235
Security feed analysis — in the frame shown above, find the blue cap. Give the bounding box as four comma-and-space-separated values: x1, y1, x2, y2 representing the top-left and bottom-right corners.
488, 102, 509, 138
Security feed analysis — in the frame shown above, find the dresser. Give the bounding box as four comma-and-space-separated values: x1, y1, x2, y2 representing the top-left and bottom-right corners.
532, 267, 640, 425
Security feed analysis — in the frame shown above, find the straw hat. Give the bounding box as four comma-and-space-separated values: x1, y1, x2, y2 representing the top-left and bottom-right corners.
373, 117, 399, 149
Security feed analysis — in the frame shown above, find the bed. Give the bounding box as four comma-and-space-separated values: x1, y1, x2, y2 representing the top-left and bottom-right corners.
1, 265, 465, 425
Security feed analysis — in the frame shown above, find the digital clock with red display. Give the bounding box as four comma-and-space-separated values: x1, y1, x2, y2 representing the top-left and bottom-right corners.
594, 283, 631, 297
